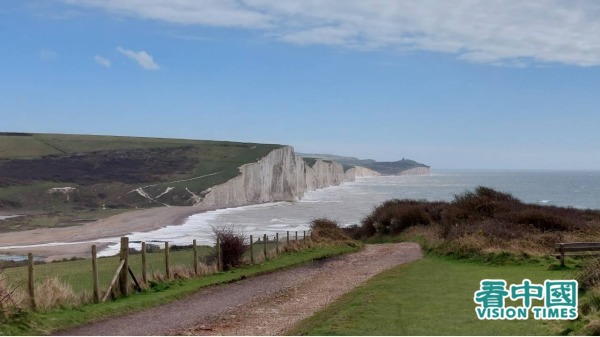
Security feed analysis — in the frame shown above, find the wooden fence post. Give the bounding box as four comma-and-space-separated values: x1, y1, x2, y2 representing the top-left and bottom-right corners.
216, 237, 222, 271
276, 233, 279, 255
165, 242, 171, 279
92, 245, 100, 303
119, 237, 129, 296
263, 234, 268, 260
250, 235, 254, 264
141, 242, 147, 285
303, 231, 306, 243
27, 253, 35, 310
295, 231, 298, 242
193, 239, 198, 276
286, 231, 290, 245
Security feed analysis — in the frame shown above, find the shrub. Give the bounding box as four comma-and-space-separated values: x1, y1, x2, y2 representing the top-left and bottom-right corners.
171, 266, 193, 280
578, 258, 600, 291
361, 199, 434, 235
213, 225, 246, 270
342, 224, 374, 240
0, 268, 24, 314
508, 209, 575, 231
35, 277, 80, 310
310, 218, 350, 241
443, 186, 522, 226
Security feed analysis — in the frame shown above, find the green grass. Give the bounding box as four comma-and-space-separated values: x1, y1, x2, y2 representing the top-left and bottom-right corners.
0, 243, 359, 336
0, 133, 279, 160
289, 255, 571, 336
3, 246, 215, 293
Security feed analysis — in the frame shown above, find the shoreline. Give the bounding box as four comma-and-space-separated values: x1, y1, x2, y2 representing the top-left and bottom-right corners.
0, 205, 221, 261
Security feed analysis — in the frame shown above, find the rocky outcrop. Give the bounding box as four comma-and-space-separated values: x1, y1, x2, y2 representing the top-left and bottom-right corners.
398, 167, 431, 175
200, 146, 377, 208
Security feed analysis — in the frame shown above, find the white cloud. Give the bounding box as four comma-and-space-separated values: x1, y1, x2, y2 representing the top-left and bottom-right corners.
94, 55, 111, 67
63, 0, 600, 67
39, 49, 57, 61
116, 47, 159, 70
61, 0, 271, 28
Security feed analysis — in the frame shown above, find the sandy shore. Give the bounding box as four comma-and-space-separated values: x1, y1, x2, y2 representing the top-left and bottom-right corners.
0, 205, 219, 261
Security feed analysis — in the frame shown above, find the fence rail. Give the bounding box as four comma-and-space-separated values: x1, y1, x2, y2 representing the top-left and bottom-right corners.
0, 230, 312, 311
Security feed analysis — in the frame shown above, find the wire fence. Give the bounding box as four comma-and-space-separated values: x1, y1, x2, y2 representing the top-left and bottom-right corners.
0, 230, 312, 312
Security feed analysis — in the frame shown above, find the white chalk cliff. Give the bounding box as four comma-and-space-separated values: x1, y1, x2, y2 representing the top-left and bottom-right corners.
397, 167, 431, 175
199, 146, 377, 208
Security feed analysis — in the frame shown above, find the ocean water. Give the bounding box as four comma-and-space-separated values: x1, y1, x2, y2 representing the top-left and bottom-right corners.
98, 169, 600, 256
3, 170, 599, 257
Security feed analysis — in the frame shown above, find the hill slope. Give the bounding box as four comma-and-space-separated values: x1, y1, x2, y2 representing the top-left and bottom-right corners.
297, 153, 430, 175
0, 133, 282, 211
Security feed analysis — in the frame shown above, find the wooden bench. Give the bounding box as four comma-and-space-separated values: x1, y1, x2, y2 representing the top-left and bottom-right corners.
555, 242, 600, 266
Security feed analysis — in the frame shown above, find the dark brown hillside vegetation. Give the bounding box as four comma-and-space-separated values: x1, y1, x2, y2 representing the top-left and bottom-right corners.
352, 186, 600, 257
0, 147, 196, 186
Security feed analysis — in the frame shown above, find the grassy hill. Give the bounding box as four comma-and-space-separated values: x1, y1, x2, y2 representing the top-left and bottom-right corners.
0, 133, 282, 231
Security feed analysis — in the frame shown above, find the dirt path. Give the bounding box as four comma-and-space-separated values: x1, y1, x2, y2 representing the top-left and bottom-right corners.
58, 243, 422, 336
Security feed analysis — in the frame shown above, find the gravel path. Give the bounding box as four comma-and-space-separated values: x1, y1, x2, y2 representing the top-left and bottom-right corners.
58, 243, 422, 336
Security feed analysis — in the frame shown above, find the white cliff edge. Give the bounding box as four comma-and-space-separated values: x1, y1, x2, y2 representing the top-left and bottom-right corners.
199, 146, 378, 208
397, 167, 431, 175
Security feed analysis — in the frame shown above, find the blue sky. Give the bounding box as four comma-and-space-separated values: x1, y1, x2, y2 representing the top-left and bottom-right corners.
2, 1, 600, 169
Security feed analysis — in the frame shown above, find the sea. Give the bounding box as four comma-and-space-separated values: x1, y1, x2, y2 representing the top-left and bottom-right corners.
2, 170, 600, 258
97, 169, 600, 255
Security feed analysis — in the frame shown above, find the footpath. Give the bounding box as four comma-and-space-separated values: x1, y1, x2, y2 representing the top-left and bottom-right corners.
59, 243, 422, 336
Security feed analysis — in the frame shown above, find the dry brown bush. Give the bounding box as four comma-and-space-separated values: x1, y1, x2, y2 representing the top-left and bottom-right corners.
310, 218, 350, 241
213, 225, 247, 270
35, 277, 79, 311
361, 186, 600, 257
171, 265, 193, 280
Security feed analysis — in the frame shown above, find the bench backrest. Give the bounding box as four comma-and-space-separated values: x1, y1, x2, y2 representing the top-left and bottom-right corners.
555, 242, 600, 252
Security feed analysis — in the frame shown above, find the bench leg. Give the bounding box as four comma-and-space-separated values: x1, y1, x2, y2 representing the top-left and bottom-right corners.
560, 251, 565, 267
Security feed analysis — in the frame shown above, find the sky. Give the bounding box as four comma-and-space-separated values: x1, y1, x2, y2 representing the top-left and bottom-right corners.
2, 1, 600, 170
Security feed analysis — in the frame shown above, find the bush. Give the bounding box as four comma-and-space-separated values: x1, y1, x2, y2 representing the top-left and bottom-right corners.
578, 258, 600, 291
507, 209, 575, 231
443, 186, 522, 226
310, 218, 350, 241
361, 199, 434, 235
213, 226, 246, 270
342, 224, 375, 240
355, 187, 600, 257
35, 277, 80, 310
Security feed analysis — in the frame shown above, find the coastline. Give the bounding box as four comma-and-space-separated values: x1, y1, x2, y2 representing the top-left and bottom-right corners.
0, 205, 220, 261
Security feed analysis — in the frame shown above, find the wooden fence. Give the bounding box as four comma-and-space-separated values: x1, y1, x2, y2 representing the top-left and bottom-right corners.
6, 230, 311, 310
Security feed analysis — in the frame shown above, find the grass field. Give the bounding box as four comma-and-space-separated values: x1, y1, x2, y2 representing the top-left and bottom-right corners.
0, 243, 359, 336
3, 237, 288, 295
289, 255, 572, 336
3, 246, 215, 293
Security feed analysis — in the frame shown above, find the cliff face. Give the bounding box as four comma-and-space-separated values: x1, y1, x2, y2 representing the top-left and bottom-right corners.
398, 167, 431, 175
199, 146, 377, 208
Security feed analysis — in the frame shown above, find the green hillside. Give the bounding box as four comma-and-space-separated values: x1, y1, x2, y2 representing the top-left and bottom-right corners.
0, 133, 282, 231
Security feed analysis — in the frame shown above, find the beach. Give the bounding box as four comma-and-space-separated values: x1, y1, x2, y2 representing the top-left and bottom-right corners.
0, 205, 217, 261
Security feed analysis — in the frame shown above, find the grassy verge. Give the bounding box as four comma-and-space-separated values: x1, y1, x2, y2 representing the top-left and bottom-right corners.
289, 254, 571, 336
0, 243, 359, 336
